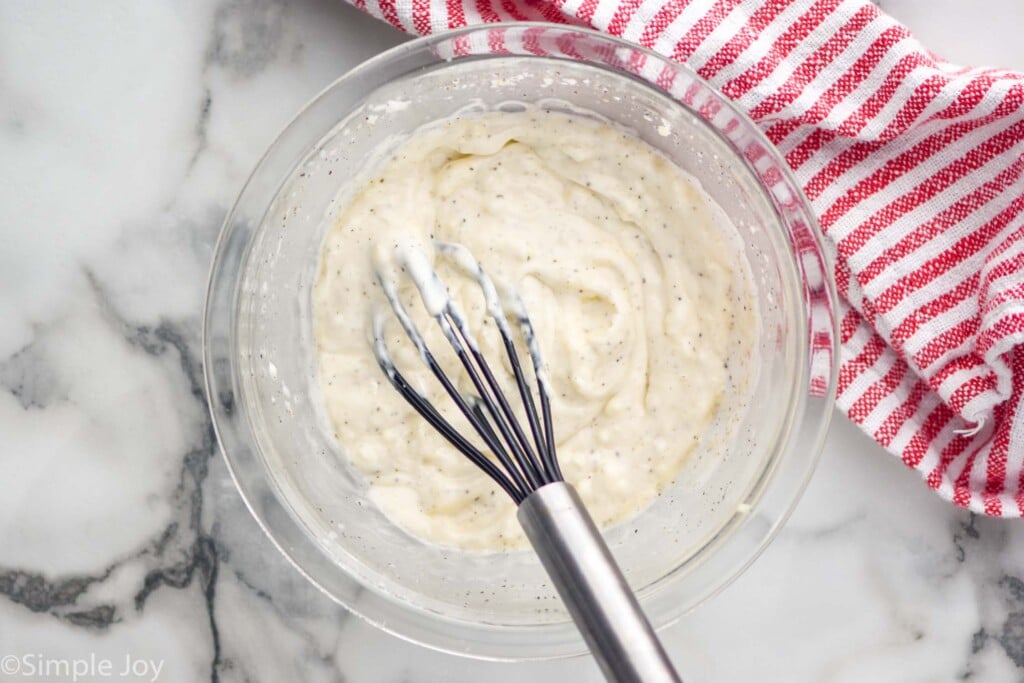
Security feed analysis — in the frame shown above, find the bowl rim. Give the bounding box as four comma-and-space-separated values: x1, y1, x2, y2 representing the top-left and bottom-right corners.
203, 21, 839, 661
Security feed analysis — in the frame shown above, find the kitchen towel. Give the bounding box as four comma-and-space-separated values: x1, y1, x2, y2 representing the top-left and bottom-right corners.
349, 0, 1024, 516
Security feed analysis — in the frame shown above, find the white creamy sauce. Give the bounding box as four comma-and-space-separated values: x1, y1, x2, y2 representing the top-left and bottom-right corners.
314, 110, 755, 551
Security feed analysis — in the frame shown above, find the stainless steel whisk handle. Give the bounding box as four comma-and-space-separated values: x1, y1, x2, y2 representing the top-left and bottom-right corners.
518, 483, 683, 683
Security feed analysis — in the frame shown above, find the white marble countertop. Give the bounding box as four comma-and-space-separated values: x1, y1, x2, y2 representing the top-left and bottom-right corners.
2, 2, 1023, 681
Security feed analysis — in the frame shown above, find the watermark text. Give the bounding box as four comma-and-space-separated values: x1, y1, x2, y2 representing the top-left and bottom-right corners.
0, 653, 164, 681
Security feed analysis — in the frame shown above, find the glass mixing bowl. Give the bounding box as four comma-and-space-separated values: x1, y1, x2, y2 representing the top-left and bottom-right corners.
203, 23, 838, 660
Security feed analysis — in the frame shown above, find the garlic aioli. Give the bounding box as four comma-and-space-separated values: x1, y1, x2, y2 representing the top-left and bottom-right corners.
314, 110, 755, 551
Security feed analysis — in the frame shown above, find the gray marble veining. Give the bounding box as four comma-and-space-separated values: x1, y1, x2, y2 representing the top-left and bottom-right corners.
1, 1, 1023, 681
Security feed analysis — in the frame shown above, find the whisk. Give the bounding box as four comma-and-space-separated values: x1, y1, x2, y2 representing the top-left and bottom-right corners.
372, 242, 682, 683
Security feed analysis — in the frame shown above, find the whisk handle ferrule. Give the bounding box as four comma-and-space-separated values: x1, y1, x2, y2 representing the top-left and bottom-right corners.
517, 482, 683, 683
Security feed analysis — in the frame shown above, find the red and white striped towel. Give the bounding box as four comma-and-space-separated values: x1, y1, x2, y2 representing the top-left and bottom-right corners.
351, 0, 1024, 516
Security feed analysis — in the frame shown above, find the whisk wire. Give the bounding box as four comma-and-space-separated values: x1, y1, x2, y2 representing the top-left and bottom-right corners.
508, 298, 562, 482
372, 245, 561, 501
384, 361, 523, 501
444, 305, 548, 491
436, 308, 543, 491
375, 282, 534, 499
437, 242, 560, 485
